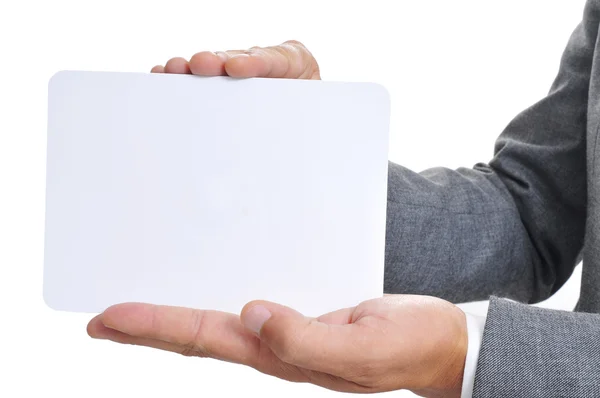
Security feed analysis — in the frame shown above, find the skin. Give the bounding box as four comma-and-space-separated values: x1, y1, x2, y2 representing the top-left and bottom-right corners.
87, 40, 467, 398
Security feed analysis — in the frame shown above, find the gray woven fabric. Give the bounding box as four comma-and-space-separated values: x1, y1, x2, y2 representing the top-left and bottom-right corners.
473, 298, 600, 396
384, 1, 600, 395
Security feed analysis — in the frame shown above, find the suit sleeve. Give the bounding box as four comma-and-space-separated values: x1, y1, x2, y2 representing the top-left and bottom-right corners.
471, 297, 600, 397
384, 1, 597, 305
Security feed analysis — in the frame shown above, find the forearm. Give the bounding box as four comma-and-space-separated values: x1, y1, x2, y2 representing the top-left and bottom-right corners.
384, 162, 543, 303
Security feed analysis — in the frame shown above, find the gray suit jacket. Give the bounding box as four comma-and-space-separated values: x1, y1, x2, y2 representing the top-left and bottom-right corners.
384, 1, 600, 396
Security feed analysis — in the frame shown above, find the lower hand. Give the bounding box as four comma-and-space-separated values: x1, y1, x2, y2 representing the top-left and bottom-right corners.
87, 294, 467, 398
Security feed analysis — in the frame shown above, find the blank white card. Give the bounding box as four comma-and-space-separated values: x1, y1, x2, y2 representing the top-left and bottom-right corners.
43, 71, 390, 316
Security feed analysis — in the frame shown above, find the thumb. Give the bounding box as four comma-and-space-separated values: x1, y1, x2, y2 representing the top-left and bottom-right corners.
240, 301, 357, 374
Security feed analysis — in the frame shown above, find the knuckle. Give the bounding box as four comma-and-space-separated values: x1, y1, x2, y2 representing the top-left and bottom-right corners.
179, 341, 209, 358
248, 47, 268, 56
186, 310, 212, 356
279, 40, 318, 79
179, 344, 200, 357
283, 39, 305, 48
278, 42, 302, 56
264, 45, 289, 59
224, 49, 249, 56
149, 305, 159, 331
282, 40, 312, 58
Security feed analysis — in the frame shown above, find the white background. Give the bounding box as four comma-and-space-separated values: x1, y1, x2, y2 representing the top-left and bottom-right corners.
0, 0, 587, 397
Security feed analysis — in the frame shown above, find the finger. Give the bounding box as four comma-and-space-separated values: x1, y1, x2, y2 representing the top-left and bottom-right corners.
189, 51, 227, 76
188, 50, 246, 76
89, 309, 312, 384
225, 41, 318, 79
97, 303, 260, 365
317, 307, 355, 325
150, 65, 165, 73
164, 57, 191, 74
88, 314, 208, 357
91, 307, 371, 393
240, 301, 362, 374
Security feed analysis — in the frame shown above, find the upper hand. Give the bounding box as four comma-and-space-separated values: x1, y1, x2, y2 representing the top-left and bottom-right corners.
87, 294, 467, 398
151, 40, 321, 80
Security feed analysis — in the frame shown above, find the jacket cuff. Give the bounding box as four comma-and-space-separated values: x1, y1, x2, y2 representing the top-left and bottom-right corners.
472, 297, 600, 397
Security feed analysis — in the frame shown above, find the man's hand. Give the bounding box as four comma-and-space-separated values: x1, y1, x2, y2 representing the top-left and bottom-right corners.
151, 40, 321, 80
87, 295, 467, 398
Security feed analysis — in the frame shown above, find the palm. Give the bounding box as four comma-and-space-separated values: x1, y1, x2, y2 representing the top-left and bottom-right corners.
252, 296, 462, 391
88, 295, 466, 396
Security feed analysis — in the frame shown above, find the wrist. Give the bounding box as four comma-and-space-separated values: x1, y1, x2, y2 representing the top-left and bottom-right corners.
441, 307, 468, 397
412, 306, 468, 398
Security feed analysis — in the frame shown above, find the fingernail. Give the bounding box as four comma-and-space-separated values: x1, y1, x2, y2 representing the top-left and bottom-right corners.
215, 51, 229, 62
243, 305, 272, 335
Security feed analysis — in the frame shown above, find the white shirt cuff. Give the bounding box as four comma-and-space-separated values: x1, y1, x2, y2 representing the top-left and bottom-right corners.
461, 312, 486, 398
